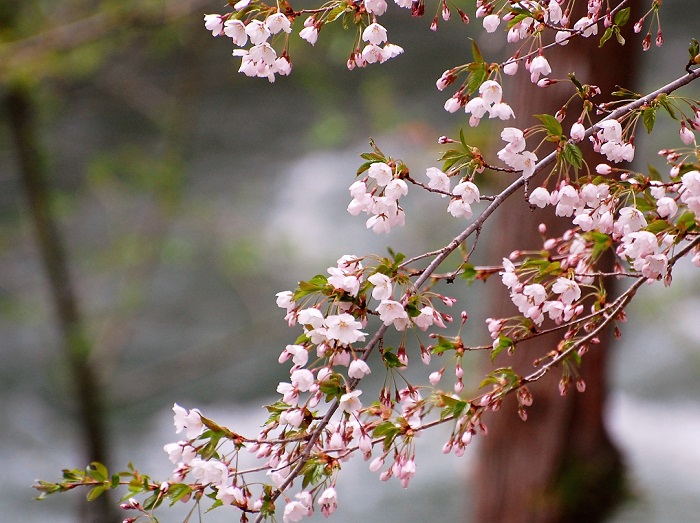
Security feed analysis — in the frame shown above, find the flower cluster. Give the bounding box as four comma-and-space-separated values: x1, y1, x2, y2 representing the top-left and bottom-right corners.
348, 162, 408, 233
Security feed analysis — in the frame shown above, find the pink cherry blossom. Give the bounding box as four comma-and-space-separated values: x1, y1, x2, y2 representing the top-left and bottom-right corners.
204, 14, 224, 36
348, 359, 371, 379
339, 390, 363, 413
426, 167, 451, 194
173, 403, 204, 439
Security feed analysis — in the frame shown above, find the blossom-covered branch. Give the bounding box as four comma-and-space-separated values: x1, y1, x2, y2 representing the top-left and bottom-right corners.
34, 1, 700, 522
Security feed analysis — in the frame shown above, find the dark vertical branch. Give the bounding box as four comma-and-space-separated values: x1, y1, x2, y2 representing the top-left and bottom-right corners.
6, 85, 117, 523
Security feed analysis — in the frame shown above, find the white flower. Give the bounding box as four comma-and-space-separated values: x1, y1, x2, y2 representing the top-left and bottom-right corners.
551, 277, 581, 305
173, 403, 204, 439
523, 283, 547, 305
282, 344, 309, 367
324, 313, 367, 345
362, 23, 388, 45
216, 485, 245, 506
598, 119, 623, 142
574, 16, 598, 38
385, 178, 408, 199
291, 368, 315, 392
163, 441, 196, 464
348, 359, 372, 378
377, 300, 409, 329
265, 13, 292, 34
570, 122, 586, 142
368, 162, 393, 186
548, 0, 563, 23
368, 273, 393, 301
190, 458, 229, 487
464, 96, 489, 118
503, 60, 518, 75
500, 127, 526, 152
447, 198, 473, 218
224, 20, 248, 45
204, 14, 224, 36
283, 498, 312, 523
365, 0, 388, 15
479, 80, 503, 104
276, 290, 295, 312
680, 124, 695, 145
656, 197, 678, 219
299, 25, 319, 45
339, 390, 363, 413
426, 167, 451, 194
529, 187, 550, 208
318, 487, 338, 517
298, 307, 324, 329
529, 55, 552, 83
414, 306, 436, 331
555, 30, 570, 45
488, 102, 515, 120
453, 180, 480, 204
483, 14, 500, 33
245, 20, 271, 45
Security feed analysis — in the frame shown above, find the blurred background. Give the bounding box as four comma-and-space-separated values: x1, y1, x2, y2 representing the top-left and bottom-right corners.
1, 1, 699, 522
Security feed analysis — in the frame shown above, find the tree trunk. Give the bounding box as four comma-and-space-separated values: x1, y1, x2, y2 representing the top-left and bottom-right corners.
473, 9, 639, 523
6, 85, 117, 523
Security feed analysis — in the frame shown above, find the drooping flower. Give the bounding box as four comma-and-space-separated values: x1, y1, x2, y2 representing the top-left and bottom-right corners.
204, 14, 224, 36
318, 487, 338, 517
529, 55, 552, 83
426, 167, 451, 195
173, 403, 204, 439
339, 390, 363, 413
348, 359, 372, 379
362, 23, 388, 45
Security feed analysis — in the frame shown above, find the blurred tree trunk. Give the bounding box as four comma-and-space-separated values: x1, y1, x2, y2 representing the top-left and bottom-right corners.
6, 84, 117, 523
473, 9, 639, 523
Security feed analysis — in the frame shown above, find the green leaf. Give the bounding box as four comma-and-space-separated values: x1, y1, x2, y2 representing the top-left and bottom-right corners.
645, 219, 670, 234
614, 7, 630, 27
167, 484, 193, 506
689, 38, 700, 62
534, 114, 563, 138
110, 474, 120, 489
568, 73, 584, 92
372, 421, 401, 450
642, 107, 656, 133
431, 335, 457, 355
647, 164, 662, 181
86, 485, 106, 502
589, 232, 612, 260
87, 462, 108, 483
143, 492, 163, 511
490, 336, 513, 362
657, 94, 678, 120
460, 263, 477, 283
294, 274, 329, 300
614, 27, 625, 46
562, 143, 583, 170
326, 5, 346, 22
466, 65, 487, 95
675, 211, 698, 234
470, 38, 484, 63
459, 128, 468, 148
382, 349, 402, 368
599, 26, 613, 48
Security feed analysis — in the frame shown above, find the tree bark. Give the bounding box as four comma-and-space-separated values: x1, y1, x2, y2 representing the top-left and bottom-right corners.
473, 9, 639, 523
